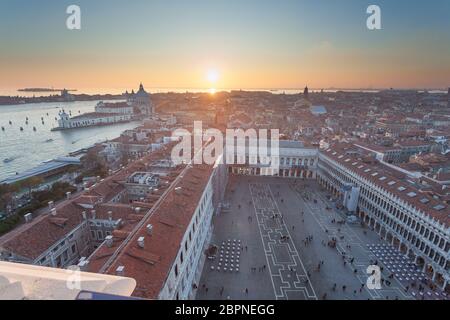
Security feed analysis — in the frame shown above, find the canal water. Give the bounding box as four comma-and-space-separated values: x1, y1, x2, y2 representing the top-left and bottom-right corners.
0, 100, 140, 181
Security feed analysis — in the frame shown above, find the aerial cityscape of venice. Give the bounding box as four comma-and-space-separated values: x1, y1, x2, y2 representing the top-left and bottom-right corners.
0, 0, 449, 311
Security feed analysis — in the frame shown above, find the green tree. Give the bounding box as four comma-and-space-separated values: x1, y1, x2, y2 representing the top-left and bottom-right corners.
81, 150, 108, 178
0, 192, 12, 211
83, 150, 105, 169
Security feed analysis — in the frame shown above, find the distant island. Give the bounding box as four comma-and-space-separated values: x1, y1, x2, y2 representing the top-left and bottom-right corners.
18, 88, 77, 93
0, 89, 124, 105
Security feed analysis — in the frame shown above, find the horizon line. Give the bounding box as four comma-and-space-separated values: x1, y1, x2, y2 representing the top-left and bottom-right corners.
3, 86, 450, 92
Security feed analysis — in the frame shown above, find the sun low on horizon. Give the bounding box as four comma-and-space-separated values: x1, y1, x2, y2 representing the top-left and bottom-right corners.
206, 69, 220, 94
1, 1, 450, 90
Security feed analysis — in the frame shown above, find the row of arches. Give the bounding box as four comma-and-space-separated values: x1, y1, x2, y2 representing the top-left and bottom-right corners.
317, 171, 449, 292
228, 166, 315, 179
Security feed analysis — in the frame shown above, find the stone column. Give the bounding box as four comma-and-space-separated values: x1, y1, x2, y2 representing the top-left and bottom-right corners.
405, 248, 410, 258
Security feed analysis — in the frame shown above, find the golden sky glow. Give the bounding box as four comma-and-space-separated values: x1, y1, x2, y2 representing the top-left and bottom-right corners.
1, 1, 450, 91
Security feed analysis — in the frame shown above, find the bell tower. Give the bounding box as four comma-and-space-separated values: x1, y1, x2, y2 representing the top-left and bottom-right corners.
304, 86, 309, 101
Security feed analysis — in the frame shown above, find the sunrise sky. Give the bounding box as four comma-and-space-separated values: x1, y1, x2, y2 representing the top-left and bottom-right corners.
1, 0, 450, 91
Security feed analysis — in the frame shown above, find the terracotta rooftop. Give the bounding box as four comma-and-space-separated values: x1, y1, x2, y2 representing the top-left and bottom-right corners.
1, 201, 85, 260
323, 144, 449, 227
0, 141, 179, 262
103, 164, 214, 299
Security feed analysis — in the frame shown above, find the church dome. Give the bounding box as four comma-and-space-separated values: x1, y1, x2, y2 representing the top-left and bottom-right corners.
135, 83, 150, 98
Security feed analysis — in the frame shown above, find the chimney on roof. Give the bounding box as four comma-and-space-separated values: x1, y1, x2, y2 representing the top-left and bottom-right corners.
77, 260, 89, 272
114, 218, 123, 229
137, 236, 145, 249
105, 235, 113, 247
107, 211, 113, 221
24, 213, 33, 223
146, 224, 153, 236
82, 211, 87, 220
48, 201, 54, 209
66, 191, 72, 200
91, 210, 96, 220
116, 266, 125, 276
50, 208, 57, 216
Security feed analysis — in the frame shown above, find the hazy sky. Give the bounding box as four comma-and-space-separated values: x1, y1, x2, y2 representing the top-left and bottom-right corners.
1, 0, 450, 90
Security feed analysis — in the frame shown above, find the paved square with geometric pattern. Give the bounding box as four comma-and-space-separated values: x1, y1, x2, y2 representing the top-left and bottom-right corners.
196, 176, 414, 300
249, 183, 317, 300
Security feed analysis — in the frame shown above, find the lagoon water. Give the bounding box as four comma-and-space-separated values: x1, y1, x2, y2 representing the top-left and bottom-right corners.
0, 100, 140, 181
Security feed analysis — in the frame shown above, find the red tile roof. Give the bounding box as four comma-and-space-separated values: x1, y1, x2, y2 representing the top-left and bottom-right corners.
103, 164, 213, 299
0, 142, 179, 262
323, 144, 449, 227
1, 202, 85, 260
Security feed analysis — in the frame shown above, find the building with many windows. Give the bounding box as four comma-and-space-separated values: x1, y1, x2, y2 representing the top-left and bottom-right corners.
317, 144, 449, 290
1, 138, 448, 296
55, 111, 132, 130
125, 172, 160, 201
226, 140, 318, 179
95, 101, 134, 114
85, 161, 228, 300
221, 140, 449, 291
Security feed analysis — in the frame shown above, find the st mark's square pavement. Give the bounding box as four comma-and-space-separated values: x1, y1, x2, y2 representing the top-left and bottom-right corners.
197, 175, 425, 300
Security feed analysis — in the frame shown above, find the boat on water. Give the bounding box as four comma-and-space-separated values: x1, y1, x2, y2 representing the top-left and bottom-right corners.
45, 138, 54, 143
3, 156, 18, 163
